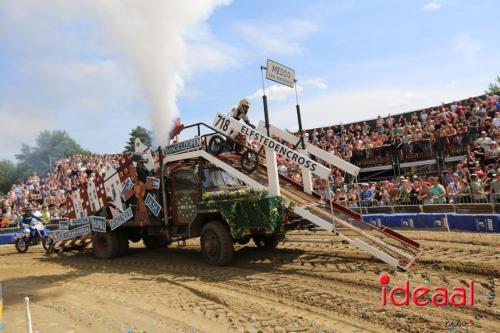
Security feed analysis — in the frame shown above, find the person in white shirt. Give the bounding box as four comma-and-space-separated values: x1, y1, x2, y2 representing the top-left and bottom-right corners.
475, 131, 492, 152
492, 112, 500, 128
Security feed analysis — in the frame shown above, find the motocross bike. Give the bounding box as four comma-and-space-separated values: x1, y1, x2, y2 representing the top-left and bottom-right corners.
207, 133, 259, 173
13, 221, 52, 253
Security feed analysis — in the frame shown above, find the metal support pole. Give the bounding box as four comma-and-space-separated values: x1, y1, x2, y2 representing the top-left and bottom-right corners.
294, 80, 305, 150
159, 146, 170, 241
260, 66, 270, 137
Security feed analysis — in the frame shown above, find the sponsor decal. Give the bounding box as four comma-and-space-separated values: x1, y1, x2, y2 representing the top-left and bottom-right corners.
122, 177, 134, 192
166, 137, 202, 155
144, 193, 161, 217
91, 216, 107, 233
110, 207, 133, 231
59, 220, 69, 230
147, 176, 160, 189
53, 224, 91, 242
213, 112, 330, 179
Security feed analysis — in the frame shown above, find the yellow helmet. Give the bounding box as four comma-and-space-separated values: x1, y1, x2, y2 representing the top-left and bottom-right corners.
239, 99, 251, 109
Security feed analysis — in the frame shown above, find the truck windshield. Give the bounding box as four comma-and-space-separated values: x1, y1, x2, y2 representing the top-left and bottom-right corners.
202, 169, 243, 190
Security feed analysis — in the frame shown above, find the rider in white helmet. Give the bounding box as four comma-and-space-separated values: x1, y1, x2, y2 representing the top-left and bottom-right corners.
230, 99, 255, 129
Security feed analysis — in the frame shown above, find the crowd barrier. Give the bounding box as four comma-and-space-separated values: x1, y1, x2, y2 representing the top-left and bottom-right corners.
0, 233, 15, 245
363, 213, 499, 232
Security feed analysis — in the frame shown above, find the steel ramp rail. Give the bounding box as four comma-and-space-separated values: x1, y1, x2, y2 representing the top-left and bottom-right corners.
49, 233, 92, 253
164, 148, 421, 271
250, 166, 423, 271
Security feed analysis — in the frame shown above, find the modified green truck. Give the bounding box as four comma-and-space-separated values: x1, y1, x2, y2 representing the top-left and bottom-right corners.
92, 157, 287, 266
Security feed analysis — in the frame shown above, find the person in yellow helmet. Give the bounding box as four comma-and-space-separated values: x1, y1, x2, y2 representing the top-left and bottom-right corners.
230, 99, 255, 129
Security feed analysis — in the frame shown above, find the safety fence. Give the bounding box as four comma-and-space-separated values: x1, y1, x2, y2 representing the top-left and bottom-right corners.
331, 185, 500, 208
363, 213, 500, 233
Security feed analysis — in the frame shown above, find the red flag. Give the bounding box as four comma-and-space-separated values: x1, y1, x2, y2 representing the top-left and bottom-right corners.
169, 118, 184, 138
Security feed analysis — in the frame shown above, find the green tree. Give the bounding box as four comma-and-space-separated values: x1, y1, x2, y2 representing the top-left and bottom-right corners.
15, 130, 89, 179
486, 75, 500, 95
0, 159, 17, 194
124, 126, 152, 153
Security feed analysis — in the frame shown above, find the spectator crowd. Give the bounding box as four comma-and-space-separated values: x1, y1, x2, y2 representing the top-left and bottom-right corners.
276, 94, 500, 206
0, 154, 125, 227
1, 95, 499, 227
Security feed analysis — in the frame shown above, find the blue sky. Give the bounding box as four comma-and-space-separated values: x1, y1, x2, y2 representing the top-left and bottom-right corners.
0, 0, 498, 159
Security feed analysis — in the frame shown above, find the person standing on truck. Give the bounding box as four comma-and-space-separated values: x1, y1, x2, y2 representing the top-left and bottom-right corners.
134, 153, 150, 183
132, 153, 151, 225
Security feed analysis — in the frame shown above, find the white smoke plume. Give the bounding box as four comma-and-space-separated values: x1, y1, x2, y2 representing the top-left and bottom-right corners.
92, 0, 230, 145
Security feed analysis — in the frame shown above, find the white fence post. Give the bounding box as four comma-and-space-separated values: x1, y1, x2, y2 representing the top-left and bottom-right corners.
25, 297, 32, 333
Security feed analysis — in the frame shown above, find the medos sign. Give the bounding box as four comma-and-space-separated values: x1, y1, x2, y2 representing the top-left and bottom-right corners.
213, 113, 330, 179
266, 59, 295, 88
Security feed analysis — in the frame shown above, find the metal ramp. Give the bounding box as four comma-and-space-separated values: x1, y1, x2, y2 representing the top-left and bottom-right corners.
170, 114, 423, 271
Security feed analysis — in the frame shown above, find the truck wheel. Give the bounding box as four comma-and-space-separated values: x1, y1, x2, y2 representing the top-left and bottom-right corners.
92, 232, 120, 259
208, 135, 224, 155
240, 150, 258, 174
15, 238, 29, 253
143, 235, 167, 249
200, 221, 234, 266
117, 230, 129, 255
252, 234, 281, 249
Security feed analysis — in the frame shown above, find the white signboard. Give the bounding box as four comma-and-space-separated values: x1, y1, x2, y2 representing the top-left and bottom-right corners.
147, 176, 160, 190
59, 220, 69, 230
266, 59, 295, 88
144, 193, 161, 217
110, 207, 133, 231
70, 216, 95, 227
53, 224, 91, 242
212, 113, 330, 179
123, 177, 134, 192
166, 137, 202, 155
91, 216, 107, 233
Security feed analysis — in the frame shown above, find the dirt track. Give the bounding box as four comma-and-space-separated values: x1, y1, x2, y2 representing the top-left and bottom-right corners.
0, 230, 498, 333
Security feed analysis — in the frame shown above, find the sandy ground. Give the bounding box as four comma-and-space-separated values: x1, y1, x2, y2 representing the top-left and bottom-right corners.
0, 230, 498, 333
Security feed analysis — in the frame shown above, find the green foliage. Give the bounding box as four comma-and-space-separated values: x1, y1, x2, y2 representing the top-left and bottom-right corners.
0, 130, 89, 193
201, 189, 285, 239
15, 130, 89, 179
0, 159, 17, 194
124, 126, 152, 153
486, 75, 500, 95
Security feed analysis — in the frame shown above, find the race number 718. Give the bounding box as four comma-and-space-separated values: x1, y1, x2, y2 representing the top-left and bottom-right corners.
214, 115, 230, 132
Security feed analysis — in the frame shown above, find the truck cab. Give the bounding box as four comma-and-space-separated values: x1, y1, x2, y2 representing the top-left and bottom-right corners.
92, 158, 287, 266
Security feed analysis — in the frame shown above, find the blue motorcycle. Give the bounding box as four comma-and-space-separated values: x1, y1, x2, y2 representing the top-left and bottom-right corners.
13, 215, 52, 253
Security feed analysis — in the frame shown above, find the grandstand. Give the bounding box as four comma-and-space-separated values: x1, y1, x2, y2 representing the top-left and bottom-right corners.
1, 94, 499, 228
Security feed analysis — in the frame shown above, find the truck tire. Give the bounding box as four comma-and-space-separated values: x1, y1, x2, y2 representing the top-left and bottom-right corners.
117, 230, 129, 255
200, 221, 234, 266
252, 234, 280, 249
143, 235, 167, 249
92, 232, 120, 259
